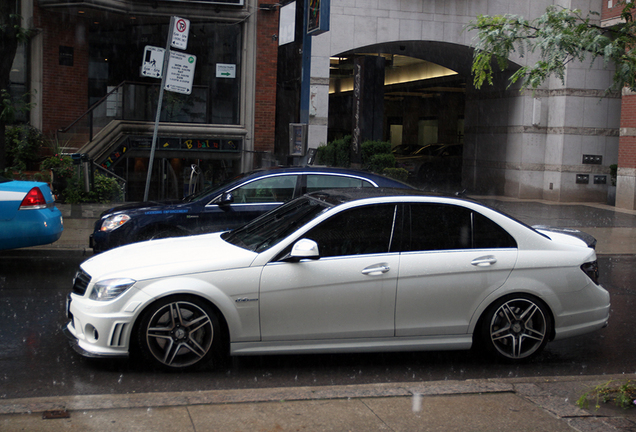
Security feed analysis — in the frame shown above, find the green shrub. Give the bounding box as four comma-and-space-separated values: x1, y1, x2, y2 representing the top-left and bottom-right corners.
317, 136, 398, 173
5, 124, 44, 172
41, 154, 74, 178
315, 141, 335, 165
382, 167, 409, 183
361, 140, 395, 173
316, 135, 351, 167
89, 173, 124, 203
62, 172, 124, 204
361, 140, 391, 163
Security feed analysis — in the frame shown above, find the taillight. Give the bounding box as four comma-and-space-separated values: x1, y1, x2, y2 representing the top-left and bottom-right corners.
19, 187, 47, 210
581, 261, 599, 285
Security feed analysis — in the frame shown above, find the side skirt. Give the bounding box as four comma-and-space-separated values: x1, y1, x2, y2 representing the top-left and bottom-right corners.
230, 335, 472, 356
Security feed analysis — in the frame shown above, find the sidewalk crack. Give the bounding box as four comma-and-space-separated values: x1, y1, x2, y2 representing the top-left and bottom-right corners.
360, 399, 396, 431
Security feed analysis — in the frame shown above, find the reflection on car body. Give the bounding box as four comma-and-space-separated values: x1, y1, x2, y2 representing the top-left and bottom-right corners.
89, 167, 414, 253
65, 188, 610, 371
0, 176, 63, 251
396, 143, 462, 181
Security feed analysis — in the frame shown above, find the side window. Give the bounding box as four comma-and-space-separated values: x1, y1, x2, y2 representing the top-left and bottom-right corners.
303, 204, 396, 257
306, 175, 373, 193
407, 204, 472, 251
405, 203, 516, 251
232, 175, 298, 203
473, 212, 517, 248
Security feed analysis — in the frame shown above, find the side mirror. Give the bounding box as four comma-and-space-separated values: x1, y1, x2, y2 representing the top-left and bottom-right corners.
289, 238, 320, 261
220, 192, 234, 205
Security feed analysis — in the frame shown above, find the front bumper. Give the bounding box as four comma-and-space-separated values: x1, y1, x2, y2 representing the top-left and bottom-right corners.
63, 323, 128, 359
65, 288, 148, 359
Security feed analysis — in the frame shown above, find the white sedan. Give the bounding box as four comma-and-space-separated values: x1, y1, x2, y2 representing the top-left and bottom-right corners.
64, 189, 610, 370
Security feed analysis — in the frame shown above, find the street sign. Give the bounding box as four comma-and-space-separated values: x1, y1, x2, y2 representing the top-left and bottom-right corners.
216, 63, 236, 78
171, 17, 190, 50
141, 46, 165, 78
164, 51, 197, 94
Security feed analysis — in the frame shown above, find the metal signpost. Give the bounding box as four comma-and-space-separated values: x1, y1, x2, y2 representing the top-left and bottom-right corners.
143, 16, 195, 201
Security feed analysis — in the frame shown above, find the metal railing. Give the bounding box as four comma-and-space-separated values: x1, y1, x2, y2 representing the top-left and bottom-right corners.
57, 81, 210, 152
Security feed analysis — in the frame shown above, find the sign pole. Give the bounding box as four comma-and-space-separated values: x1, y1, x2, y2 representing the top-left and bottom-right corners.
144, 17, 175, 202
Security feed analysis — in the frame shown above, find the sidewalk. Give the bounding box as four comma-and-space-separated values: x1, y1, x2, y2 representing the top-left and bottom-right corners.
11, 198, 636, 431
2, 375, 636, 431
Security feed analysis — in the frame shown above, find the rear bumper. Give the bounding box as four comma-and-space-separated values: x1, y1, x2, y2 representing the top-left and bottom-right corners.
0, 207, 63, 250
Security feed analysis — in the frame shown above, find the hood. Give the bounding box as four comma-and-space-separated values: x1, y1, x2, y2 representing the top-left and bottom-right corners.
101, 199, 184, 217
80, 232, 257, 282
533, 226, 597, 249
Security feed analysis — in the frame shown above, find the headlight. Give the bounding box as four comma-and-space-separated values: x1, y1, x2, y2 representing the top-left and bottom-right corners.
100, 214, 131, 232
89, 278, 136, 301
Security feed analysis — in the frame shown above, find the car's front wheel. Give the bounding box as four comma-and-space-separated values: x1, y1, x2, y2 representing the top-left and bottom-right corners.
479, 295, 552, 362
137, 296, 222, 370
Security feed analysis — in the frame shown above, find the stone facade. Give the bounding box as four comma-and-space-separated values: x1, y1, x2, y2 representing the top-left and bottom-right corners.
308, 0, 620, 203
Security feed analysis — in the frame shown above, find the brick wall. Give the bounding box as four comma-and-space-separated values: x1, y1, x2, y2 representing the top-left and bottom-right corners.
601, 0, 624, 22
603, 2, 636, 170
33, 5, 89, 137
619, 91, 636, 168
254, 1, 279, 153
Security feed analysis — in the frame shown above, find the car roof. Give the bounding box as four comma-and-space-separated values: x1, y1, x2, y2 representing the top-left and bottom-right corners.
174, 165, 415, 205
241, 166, 413, 184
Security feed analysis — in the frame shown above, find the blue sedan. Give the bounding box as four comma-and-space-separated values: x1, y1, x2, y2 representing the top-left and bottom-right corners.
0, 176, 63, 251
90, 167, 414, 253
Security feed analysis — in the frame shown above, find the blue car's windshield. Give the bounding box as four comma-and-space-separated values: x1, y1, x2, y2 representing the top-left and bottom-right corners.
222, 196, 330, 252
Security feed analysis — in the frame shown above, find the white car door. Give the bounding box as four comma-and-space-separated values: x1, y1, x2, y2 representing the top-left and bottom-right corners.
395, 204, 518, 337
259, 204, 399, 341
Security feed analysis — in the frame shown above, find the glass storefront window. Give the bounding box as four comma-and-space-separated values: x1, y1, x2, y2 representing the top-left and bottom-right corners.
7, 43, 28, 124
88, 20, 242, 125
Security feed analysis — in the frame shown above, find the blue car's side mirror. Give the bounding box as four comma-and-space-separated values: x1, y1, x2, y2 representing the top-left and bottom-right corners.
220, 192, 234, 205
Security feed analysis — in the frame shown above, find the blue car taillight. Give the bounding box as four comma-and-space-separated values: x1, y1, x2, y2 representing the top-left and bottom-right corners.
581, 260, 599, 285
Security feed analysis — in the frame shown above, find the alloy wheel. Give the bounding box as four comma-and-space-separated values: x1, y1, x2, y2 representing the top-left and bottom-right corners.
144, 300, 214, 368
488, 298, 548, 360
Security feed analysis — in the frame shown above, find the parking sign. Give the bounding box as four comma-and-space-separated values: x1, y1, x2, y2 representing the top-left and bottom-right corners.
171, 17, 190, 50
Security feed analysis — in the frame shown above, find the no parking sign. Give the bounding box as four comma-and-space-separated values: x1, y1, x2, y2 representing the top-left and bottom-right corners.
171, 17, 190, 50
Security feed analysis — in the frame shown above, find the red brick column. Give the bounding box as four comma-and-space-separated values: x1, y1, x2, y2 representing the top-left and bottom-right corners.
603, 1, 636, 208
33, 5, 89, 137
616, 91, 636, 209
254, 1, 280, 159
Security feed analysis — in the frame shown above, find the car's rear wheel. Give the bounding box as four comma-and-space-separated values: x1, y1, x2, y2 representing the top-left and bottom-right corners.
479, 295, 552, 362
137, 296, 222, 370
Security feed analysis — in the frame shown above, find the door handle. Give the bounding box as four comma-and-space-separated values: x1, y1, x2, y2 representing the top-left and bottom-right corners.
361, 264, 390, 275
471, 255, 497, 267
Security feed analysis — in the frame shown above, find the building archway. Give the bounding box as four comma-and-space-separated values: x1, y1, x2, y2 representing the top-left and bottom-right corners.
328, 41, 518, 192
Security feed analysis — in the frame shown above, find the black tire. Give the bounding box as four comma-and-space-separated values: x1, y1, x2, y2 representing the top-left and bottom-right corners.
478, 294, 552, 362
136, 295, 223, 371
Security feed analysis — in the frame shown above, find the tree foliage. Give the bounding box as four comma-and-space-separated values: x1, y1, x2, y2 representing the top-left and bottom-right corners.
465, 2, 636, 93
1, 6, 34, 170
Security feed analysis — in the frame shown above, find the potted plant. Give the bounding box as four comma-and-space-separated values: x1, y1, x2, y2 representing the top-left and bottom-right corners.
40, 154, 74, 196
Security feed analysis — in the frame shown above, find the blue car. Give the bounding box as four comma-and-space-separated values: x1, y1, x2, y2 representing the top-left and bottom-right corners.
0, 176, 64, 251
90, 167, 414, 253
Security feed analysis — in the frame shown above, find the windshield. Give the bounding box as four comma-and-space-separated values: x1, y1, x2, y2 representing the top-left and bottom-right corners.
222, 196, 330, 252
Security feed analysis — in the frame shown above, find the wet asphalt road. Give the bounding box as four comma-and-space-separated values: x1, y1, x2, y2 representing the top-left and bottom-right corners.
0, 248, 634, 401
